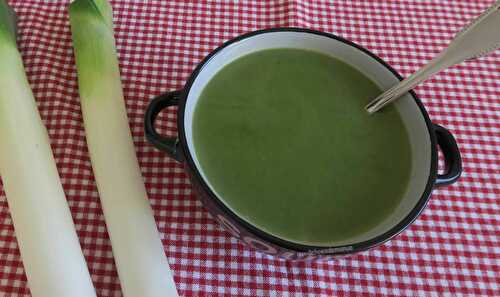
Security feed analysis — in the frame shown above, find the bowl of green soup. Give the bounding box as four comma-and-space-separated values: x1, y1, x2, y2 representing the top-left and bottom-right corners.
144, 28, 462, 260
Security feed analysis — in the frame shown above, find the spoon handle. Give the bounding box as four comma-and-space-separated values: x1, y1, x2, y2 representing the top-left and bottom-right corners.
366, 0, 500, 114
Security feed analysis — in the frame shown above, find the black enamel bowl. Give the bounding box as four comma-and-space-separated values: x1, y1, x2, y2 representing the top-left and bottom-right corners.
144, 28, 462, 260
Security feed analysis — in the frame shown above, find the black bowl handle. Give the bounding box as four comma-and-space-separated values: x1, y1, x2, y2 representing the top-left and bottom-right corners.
434, 124, 462, 187
144, 90, 183, 162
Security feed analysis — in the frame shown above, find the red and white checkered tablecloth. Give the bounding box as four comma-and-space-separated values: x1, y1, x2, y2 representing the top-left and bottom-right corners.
0, 0, 498, 296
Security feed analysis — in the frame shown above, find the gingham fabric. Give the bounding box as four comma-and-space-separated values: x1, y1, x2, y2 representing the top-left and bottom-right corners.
0, 1, 498, 296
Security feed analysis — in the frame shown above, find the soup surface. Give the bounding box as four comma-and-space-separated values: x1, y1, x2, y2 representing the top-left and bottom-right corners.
193, 48, 412, 245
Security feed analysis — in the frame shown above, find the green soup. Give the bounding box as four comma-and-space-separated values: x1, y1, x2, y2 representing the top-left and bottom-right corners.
192, 48, 412, 245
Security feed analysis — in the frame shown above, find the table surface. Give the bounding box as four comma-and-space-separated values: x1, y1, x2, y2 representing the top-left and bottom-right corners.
0, 1, 499, 296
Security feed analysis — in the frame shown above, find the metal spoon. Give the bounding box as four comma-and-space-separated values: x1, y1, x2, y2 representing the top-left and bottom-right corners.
365, 0, 500, 114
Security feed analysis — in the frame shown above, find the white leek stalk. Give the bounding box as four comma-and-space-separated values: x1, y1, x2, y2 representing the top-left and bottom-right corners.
69, 1, 179, 296
0, 1, 97, 297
